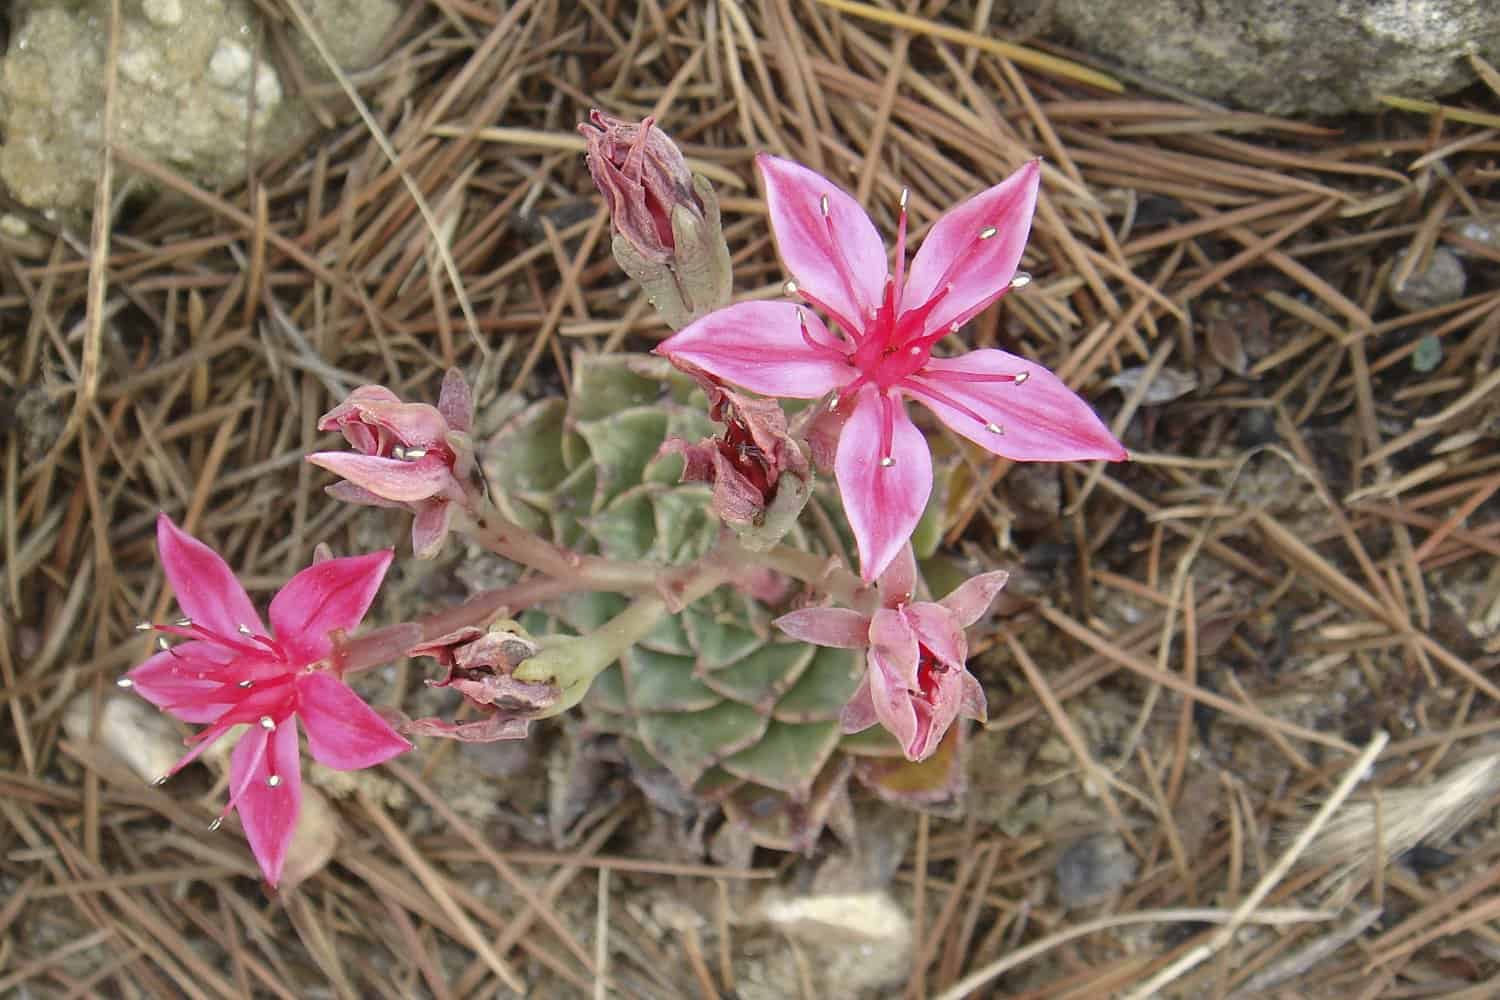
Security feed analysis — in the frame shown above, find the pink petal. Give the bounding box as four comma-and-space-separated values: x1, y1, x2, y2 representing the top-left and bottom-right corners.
834, 389, 932, 581
269, 551, 392, 665
325, 481, 405, 509
438, 369, 473, 433
903, 603, 967, 672
128, 641, 244, 723
875, 543, 918, 608
938, 570, 1010, 628
231, 720, 301, 887
774, 607, 871, 648
959, 671, 988, 723
865, 647, 918, 754
655, 302, 852, 399
156, 515, 265, 640
411, 501, 452, 559
296, 672, 411, 770
306, 452, 452, 503
757, 155, 888, 334
868, 607, 920, 690
901, 160, 1040, 335
838, 674, 879, 734
911, 350, 1126, 462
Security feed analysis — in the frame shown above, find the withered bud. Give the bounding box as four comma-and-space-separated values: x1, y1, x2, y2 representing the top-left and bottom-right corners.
579, 109, 733, 329
660, 362, 812, 551
403, 622, 559, 742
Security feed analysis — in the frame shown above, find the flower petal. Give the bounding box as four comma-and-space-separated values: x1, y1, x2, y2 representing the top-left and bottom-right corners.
156, 515, 265, 640
865, 646, 918, 754
437, 368, 473, 433
938, 570, 1010, 628
128, 641, 245, 723
411, 501, 452, 559
231, 720, 301, 887
306, 452, 452, 503
655, 301, 851, 398
774, 607, 871, 649
269, 551, 392, 665
868, 607, 920, 690
959, 671, 988, 723
911, 350, 1127, 462
757, 154, 887, 333
903, 602, 967, 672
834, 389, 932, 581
296, 672, 411, 770
901, 160, 1040, 335
875, 543, 918, 608
838, 674, 879, 734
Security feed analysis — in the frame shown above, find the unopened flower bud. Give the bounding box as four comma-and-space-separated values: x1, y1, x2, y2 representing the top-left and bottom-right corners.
579, 110, 732, 329
403, 622, 559, 742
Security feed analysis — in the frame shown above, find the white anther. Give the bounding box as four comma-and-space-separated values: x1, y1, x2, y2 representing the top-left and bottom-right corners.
238, 679, 253, 688
174, 617, 193, 628
401, 448, 427, 460
784, 279, 799, 296
208, 818, 223, 832
979, 226, 997, 240
259, 716, 275, 730
237, 624, 254, 636
155, 637, 170, 651
909, 346, 921, 355
1010, 271, 1032, 289
1014, 371, 1030, 385
819, 194, 830, 216
985, 422, 1004, 434
116, 677, 134, 688
152, 775, 169, 786
899, 187, 910, 209
134, 622, 153, 632
880, 456, 895, 468
267, 775, 282, 788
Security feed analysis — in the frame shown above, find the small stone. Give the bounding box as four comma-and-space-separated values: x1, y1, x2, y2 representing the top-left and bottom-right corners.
142, 0, 184, 27
0, 214, 30, 237
1412, 335, 1444, 373
208, 40, 253, 88
1056, 832, 1137, 908
1389, 247, 1466, 312
761, 891, 911, 993
1105, 365, 1198, 404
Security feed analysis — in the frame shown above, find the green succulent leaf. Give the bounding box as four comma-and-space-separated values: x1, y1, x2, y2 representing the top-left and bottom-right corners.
773, 645, 863, 723
722, 719, 840, 795
698, 641, 814, 708
637, 699, 767, 784
575, 408, 669, 510
624, 646, 719, 713
585, 486, 657, 561
683, 605, 765, 670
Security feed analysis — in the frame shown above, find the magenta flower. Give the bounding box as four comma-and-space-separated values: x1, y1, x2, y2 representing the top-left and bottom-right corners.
656, 155, 1126, 579
307, 369, 474, 558
122, 515, 410, 886
774, 546, 1008, 762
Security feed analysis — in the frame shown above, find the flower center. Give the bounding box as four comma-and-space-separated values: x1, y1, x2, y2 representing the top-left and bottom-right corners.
914, 643, 948, 705
716, 417, 777, 501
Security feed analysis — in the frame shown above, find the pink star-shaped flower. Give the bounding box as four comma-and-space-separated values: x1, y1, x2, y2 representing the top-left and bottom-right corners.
774, 546, 1008, 762
656, 155, 1126, 579
123, 515, 411, 886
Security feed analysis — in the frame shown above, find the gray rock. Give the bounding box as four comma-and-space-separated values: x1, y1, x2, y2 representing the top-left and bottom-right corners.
0, 0, 398, 213
1056, 832, 1137, 908
1041, 0, 1500, 115
1389, 247, 1467, 312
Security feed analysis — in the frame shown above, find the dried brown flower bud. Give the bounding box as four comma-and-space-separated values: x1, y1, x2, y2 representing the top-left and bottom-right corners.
404, 623, 558, 742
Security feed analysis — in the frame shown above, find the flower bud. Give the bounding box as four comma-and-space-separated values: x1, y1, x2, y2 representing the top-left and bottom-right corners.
579, 110, 732, 329
404, 622, 559, 742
